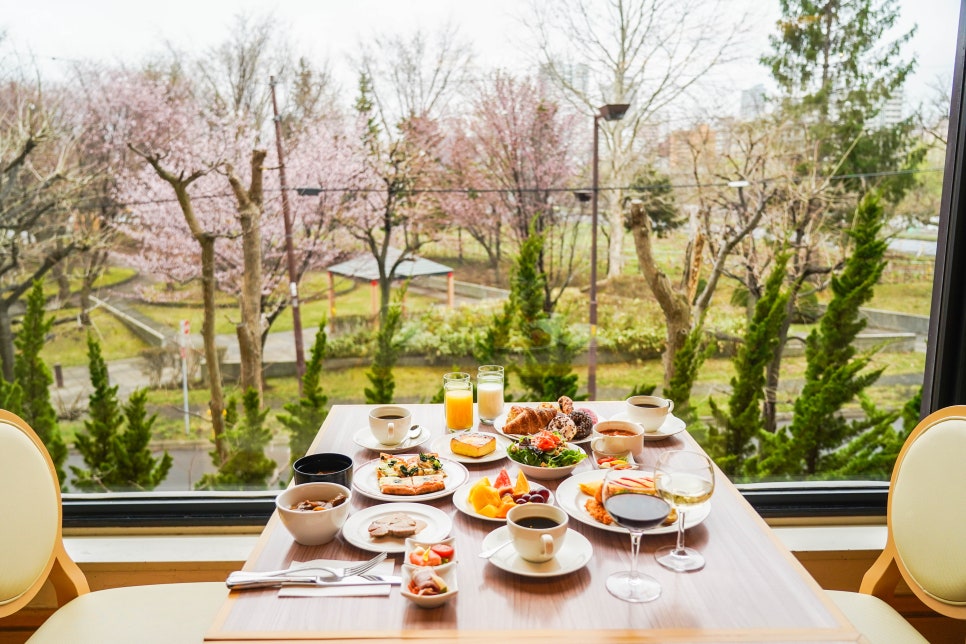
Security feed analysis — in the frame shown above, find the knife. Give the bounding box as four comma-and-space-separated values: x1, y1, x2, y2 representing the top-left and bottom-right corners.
227, 574, 401, 590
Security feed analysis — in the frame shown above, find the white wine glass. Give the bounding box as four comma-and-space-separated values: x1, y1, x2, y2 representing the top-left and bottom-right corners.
654, 450, 714, 572
601, 464, 672, 603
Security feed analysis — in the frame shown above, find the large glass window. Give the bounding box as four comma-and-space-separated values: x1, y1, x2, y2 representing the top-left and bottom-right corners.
0, 1, 962, 525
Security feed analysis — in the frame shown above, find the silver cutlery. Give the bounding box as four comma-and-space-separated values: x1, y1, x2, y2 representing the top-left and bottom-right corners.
478, 539, 514, 559
227, 573, 401, 591
227, 552, 387, 584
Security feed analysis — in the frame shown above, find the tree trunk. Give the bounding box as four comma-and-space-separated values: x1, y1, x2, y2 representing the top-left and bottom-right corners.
200, 236, 227, 462
0, 303, 14, 382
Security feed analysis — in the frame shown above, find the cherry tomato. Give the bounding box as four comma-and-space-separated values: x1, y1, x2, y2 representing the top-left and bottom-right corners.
430, 544, 455, 563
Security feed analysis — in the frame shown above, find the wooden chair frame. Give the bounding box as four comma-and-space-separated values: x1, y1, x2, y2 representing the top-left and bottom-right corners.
858, 405, 966, 620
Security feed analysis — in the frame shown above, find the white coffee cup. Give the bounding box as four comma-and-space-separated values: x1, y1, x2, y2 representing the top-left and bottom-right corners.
506, 504, 568, 563
368, 405, 412, 446
592, 420, 646, 460
625, 395, 674, 432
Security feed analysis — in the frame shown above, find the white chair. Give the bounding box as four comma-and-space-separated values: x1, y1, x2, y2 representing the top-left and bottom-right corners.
0, 409, 227, 643
828, 405, 966, 643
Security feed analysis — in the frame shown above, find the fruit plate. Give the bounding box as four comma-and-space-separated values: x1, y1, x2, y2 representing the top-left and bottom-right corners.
430, 433, 510, 464
555, 469, 711, 535
352, 456, 469, 502
451, 481, 555, 523
341, 503, 452, 554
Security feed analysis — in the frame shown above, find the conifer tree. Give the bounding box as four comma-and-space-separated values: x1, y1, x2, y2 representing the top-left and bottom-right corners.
114, 389, 173, 490
664, 324, 711, 424
15, 280, 66, 484
711, 255, 791, 477
365, 286, 408, 404
72, 334, 124, 490
278, 323, 330, 468
197, 388, 276, 489
756, 193, 895, 477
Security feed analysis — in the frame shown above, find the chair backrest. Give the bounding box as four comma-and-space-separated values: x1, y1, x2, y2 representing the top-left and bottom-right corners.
860, 405, 966, 620
0, 410, 88, 618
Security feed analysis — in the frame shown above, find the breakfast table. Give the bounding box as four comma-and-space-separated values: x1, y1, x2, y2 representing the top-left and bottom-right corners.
204, 402, 863, 643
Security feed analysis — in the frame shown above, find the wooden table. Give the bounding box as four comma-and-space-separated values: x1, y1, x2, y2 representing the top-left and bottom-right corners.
205, 403, 863, 643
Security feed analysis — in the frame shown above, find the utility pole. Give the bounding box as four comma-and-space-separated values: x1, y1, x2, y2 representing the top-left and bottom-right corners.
270, 76, 306, 393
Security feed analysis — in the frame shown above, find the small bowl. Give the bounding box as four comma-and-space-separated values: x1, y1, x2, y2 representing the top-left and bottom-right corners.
276, 482, 351, 546
507, 442, 586, 480
404, 536, 457, 570
293, 453, 353, 487
401, 564, 458, 608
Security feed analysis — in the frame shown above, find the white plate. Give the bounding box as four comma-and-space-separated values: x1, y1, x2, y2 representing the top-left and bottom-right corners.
352, 456, 469, 502
341, 503, 452, 554
606, 412, 687, 441
352, 425, 431, 453
555, 469, 711, 535
493, 412, 594, 444
430, 433, 509, 464
482, 525, 593, 578
451, 480, 556, 523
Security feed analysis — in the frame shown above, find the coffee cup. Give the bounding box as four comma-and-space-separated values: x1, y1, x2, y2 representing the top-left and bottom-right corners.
293, 452, 353, 487
592, 420, 646, 460
506, 503, 568, 563
368, 406, 412, 446
624, 395, 674, 432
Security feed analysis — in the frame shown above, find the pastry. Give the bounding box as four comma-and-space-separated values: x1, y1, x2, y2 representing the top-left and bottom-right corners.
568, 409, 594, 441
547, 413, 577, 441
557, 396, 574, 415
378, 474, 446, 495
502, 407, 557, 435
450, 432, 496, 458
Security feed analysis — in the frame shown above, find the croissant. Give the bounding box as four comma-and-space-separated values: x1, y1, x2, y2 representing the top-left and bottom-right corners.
502, 406, 557, 435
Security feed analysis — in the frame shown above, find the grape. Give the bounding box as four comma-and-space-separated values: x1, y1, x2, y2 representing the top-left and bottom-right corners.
533, 488, 550, 501
515, 497, 527, 504
529, 495, 545, 503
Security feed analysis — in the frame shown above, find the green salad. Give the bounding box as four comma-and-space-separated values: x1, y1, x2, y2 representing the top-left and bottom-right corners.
507, 430, 587, 468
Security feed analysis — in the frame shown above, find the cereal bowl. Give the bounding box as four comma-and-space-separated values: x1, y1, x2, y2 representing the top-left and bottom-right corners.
401, 564, 458, 608
276, 482, 351, 546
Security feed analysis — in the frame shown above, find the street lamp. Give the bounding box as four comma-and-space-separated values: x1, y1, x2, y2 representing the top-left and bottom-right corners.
589, 103, 630, 400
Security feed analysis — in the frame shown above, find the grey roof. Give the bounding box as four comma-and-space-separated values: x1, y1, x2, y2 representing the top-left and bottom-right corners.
326, 248, 452, 281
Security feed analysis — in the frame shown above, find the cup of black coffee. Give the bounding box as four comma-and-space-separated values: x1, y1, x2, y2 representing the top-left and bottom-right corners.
625, 395, 674, 432
506, 504, 568, 562
293, 452, 353, 487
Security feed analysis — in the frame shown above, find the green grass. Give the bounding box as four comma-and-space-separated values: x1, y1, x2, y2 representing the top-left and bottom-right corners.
42, 308, 151, 367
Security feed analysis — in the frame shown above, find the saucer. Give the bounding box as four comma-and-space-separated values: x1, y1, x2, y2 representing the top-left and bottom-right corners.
606, 412, 686, 441
352, 425, 430, 453
482, 525, 593, 578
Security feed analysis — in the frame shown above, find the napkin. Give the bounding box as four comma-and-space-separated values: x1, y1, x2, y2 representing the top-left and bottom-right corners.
277, 559, 396, 598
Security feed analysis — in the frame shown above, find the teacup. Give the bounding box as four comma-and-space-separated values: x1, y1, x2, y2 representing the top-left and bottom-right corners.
368, 405, 412, 446
625, 395, 674, 432
506, 504, 568, 563
592, 420, 646, 460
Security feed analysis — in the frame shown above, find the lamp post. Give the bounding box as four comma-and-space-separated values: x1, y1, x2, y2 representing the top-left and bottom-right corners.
589, 103, 630, 400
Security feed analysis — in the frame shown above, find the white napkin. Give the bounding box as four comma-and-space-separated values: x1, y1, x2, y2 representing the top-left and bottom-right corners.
277, 559, 396, 598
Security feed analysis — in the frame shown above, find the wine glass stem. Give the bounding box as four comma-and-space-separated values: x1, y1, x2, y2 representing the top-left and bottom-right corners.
674, 510, 688, 554
629, 531, 642, 580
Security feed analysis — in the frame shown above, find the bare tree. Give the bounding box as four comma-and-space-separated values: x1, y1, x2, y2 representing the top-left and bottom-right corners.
528, 0, 748, 279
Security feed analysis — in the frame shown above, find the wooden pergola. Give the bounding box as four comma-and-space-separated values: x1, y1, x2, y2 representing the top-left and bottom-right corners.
326, 249, 454, 319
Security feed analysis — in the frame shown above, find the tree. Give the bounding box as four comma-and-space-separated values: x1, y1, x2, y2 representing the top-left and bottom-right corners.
755, 193, 896, 477
365, 287, 408, 404
278, 322, 330, 468
14, 280, 66, 483
196, 388, 276, 490
71, 334, 124, 491
709, 255, 791, 477
114, 389, 173, 490
529, 0, 747, 278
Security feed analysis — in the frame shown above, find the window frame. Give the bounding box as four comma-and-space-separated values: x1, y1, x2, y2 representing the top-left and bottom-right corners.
61, 2, 966, 528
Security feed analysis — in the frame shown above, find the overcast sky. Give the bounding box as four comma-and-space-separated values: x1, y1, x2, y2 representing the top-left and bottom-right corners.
2, 0, 961, 115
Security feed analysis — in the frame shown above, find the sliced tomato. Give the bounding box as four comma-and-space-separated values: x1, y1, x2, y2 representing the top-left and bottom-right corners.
533, 435, 557, 451
430, 543, 455, 563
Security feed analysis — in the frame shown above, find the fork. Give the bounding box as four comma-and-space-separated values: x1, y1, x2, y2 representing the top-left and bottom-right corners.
227, 552, 387, 584
226, 572, 399, 591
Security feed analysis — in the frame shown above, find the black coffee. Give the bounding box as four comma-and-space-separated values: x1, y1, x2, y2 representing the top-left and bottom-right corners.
378, 415, 405, 420
516, 517, 559, 530
633, 402, 662, 408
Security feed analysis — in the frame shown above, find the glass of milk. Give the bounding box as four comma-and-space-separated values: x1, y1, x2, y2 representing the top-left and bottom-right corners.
476, 365, 504, 424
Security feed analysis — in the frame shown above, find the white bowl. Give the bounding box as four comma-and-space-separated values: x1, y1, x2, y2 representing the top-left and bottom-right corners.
401, 564, 458, 608
276, 482, 351, 546
507, 442, 586, 480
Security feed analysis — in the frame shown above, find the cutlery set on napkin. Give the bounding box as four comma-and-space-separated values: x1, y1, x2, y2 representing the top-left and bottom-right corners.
227, 555, 400, 597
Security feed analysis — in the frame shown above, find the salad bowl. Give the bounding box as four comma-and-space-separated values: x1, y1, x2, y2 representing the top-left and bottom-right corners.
507, 430, 586, 480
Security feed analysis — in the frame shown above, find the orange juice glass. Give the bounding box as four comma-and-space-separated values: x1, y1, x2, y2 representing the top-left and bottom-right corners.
443, 372, 474, 431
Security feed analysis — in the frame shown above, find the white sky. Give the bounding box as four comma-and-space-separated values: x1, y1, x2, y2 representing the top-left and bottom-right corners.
2, 0, 961, 114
